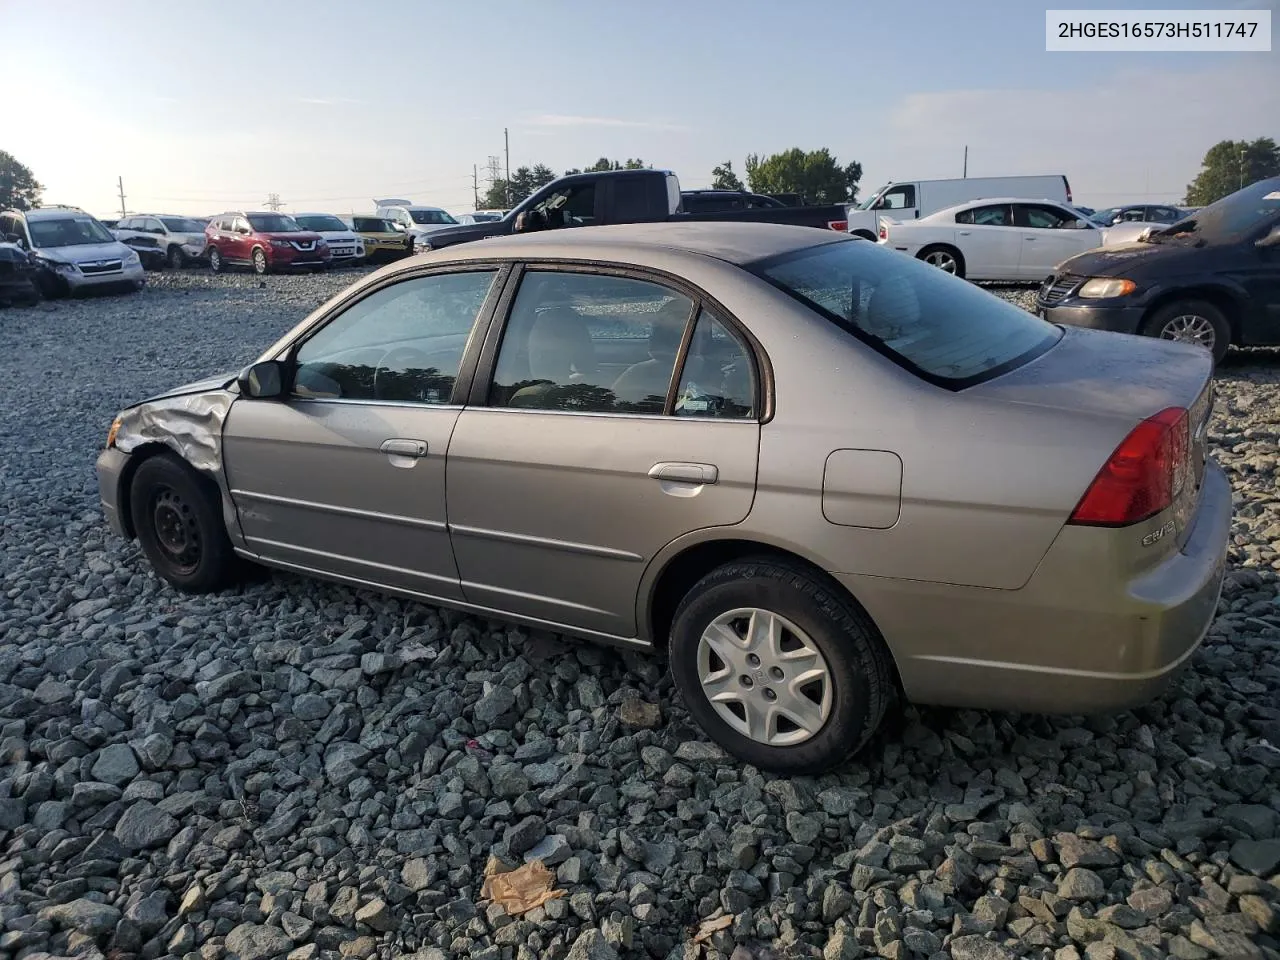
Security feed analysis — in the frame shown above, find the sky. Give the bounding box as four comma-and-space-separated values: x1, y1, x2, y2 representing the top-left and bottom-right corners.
5, 0, 1277, 219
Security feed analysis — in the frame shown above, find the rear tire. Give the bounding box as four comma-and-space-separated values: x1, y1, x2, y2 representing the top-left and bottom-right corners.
852, 230, 877, 242
917, 244, 965, 278
130, 453, 240, 593
1142, 299, 1230, 365
208, 247, 224, 273
668, 558, 895, 774
251, 247, 268, 275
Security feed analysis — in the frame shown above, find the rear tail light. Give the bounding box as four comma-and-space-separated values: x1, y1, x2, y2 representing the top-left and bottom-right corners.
1068, 407, 1189, 526
878, 223, 888, 240
827, 220, 848, 231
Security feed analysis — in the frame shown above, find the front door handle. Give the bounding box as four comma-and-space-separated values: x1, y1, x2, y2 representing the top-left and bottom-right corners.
649, 462, 718, 484
381, 438, 428, 459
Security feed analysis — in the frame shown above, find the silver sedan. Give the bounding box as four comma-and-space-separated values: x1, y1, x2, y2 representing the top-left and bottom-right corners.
96, 222, 1230, 773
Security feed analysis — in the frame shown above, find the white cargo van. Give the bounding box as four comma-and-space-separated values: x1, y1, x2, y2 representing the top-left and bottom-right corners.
845, 175, 1073, 239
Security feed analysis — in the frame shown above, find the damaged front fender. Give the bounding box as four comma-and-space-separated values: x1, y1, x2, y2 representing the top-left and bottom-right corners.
106, 382, 245, 548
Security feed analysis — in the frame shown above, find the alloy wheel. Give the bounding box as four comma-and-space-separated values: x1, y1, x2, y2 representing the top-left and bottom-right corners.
696, 607, 833, 746
924, 250, 958, 274
1158, 313, 1217, 351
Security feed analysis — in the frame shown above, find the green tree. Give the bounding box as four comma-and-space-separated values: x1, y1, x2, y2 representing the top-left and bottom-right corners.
479, 162, 558, 209
710, 161, 744, 191
744, 148, 863, 204
0, 150, 43, 212
1185, 137, 1280, 206
565, 158, 650, 175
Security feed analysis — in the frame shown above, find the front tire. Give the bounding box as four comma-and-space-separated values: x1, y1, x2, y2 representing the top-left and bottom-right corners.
669, 559, 895, 774
251, 247, 268, 275
129, 453, 240, 593
167, 245, 185, 269
917, 244, 965, 278
208, 247, 224, 273
1143, 299, 1230, 365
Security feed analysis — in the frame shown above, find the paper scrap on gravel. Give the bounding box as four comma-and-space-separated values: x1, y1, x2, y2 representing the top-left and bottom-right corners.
480, 858, 564, 915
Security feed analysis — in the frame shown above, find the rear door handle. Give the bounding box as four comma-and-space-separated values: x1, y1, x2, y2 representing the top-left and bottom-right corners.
958, 231, 971, 236
649, 462, 718, 484
381, 438, 428, 458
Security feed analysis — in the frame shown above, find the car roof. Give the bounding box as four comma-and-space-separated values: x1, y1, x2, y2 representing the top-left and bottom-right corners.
426, 221, 848, 266
21, 206, 97, 221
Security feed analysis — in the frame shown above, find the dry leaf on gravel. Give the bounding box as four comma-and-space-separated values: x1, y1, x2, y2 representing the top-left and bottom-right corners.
479, 859, 564, 915
692, 914, 734, 942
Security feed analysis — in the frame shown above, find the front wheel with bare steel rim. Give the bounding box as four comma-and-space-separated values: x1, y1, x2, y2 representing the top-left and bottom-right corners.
917, 244, 965, 278
669, 558, 895, 774
1143, 298, 1230, 365
129, 452, 240, 592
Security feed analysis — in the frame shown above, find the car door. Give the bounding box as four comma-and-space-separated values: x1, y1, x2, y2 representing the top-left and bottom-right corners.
953, 203, 1020, 279
1229, 216, 1280, 345
221, 266, 506, 600
1013, 203, 1100, 280
445, 265, 761, 639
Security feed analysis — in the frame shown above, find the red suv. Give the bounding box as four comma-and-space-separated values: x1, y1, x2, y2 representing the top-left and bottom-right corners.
204, 211, 332, 274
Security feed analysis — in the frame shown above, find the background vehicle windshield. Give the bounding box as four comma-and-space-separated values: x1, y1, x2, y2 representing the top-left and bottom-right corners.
1089, 207, 1121, 225
294, 215, 349, 232
29, 217, 115, 248
247, 214, 303, 232
1153, 178, 1280, 243
470, 213, 502, 222
754, 239, 1060, 386
160, 217, 206, 233
353, 217, 397, 232
409, 209, 457, 225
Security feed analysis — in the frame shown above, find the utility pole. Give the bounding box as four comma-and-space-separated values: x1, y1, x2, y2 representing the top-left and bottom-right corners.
1240, 144, 1246, 190
117, 176, 127, 218
473, 164, 479, 208
504, 127, 511, 208
962, 146, 967, 179
264, 193, 284, 211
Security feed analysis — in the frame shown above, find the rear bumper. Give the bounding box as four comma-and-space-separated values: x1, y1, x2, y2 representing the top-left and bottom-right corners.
1040, 301, 1148, 335
844, 460, 1231, 714
96, 446, 132, 538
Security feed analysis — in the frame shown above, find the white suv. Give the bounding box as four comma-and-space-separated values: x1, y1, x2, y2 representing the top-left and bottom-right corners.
291, 213, 366, 264
114, 214, 209, 267
372, 199, 459, 251
0, 206, 145, 297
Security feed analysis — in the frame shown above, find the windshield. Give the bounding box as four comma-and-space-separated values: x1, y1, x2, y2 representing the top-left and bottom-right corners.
1089, 207, 1121, 225
409, 209, 457, 225
353, 217, 396, 232
294, 215, 349, 232
160, 217, 206, 233
754, 238, 1060, 386
247, 214, 303, 232
29, 217, 116, 248
1148, 178, 1280, 243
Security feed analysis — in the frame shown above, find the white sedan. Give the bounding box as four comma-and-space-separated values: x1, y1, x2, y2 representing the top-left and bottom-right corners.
879, 198, 1104, 282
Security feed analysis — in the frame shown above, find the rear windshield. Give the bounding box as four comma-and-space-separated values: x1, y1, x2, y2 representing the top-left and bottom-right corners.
753, 239, 1060, 387
409, 209, 457, 225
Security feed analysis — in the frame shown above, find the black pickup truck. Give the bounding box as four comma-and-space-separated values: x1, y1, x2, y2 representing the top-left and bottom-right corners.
415, 169, 850, 251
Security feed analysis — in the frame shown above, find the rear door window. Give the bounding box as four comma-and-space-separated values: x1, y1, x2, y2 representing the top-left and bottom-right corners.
955, 204, 1012, 226
753, 238, 1060, 387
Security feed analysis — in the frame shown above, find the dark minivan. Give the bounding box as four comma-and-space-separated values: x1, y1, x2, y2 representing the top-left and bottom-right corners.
1038, 177, 1280, 364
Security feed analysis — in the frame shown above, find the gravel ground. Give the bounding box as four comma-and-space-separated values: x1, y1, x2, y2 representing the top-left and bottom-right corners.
1, 270, 1278, 960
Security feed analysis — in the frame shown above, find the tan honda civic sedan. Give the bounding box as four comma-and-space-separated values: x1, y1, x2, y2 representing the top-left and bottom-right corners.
96, 221, 1230, 773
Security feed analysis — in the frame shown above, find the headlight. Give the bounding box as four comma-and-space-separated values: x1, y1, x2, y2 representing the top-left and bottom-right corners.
123, 249, 140, 263
106, 415, 122, 448
270, 239, 291, 247
1077, 277, 1136, 299
38, 257, 75, 273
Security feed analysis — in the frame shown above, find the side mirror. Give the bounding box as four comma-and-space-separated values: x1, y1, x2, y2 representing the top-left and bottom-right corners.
4, 234, 24, 248
1069, 219, 1091, 229
1256, 225, 1280, 248
238, 360, 285, 398
513, 212, 530, 233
